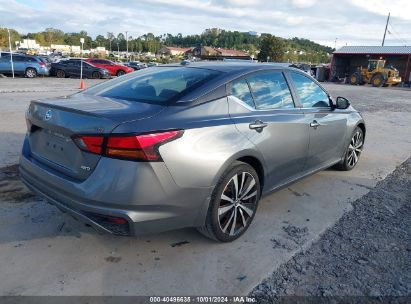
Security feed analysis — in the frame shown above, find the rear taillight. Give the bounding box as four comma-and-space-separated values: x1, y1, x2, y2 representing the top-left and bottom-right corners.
74, 136, 104, 154
39, 61, 45, 67
72, 130, 182, 161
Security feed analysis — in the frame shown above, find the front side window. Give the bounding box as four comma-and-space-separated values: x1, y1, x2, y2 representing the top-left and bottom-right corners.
290, 72, 329, 108
247, 71, 294, 110
86, 67, 221, 104
230, 79, 254, 108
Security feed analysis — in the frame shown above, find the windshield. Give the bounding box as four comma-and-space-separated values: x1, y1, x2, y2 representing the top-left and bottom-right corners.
85, 67, 221, 104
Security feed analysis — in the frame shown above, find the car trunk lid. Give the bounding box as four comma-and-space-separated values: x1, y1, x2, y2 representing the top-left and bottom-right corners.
26, 93, 164, 180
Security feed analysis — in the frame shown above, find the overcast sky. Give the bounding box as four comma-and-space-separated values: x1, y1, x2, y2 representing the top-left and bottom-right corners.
1, 0, 410, 48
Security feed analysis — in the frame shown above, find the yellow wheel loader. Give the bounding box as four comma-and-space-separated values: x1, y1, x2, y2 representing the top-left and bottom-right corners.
349, 59, 401, 87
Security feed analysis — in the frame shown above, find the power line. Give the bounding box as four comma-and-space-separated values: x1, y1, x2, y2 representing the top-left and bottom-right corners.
387, 20, 409, 46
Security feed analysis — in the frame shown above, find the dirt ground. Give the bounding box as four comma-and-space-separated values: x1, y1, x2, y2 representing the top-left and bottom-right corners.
250, 158, 411, 302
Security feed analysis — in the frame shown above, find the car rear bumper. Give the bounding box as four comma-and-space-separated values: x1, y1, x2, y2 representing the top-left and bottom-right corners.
21, 176, 122, 235
19, 138, 212, 236
37, 67, 50, 76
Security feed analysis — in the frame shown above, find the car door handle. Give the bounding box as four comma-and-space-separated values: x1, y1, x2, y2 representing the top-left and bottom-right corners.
310, 120, 324, 128
249, 120, 268, 132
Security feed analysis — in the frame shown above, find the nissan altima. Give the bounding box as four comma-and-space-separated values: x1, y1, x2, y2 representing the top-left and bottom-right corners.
19, 62, 365, 242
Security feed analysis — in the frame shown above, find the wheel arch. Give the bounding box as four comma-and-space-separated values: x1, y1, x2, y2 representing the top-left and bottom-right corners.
356, 122, 366, 140
236, 155, 265, 194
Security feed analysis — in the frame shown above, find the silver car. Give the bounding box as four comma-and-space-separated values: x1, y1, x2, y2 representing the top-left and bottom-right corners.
20, 62, 365, 242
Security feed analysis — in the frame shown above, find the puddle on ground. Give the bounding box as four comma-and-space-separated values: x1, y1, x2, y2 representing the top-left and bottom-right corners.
0, 165, 36, 203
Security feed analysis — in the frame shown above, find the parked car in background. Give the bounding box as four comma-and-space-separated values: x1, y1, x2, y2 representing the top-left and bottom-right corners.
20, 62, 366, 242
50, 59, 110, 79
38, 56, 52, 70
0, 54, 49, 78
124, 61, 147, 71
85, 58, 134, 76
147, 62, 159, 67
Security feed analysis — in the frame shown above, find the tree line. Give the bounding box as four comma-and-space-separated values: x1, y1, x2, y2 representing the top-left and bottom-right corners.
0, 27, 333, 63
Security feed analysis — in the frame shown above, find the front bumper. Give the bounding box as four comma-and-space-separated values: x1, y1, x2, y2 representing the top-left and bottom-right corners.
388, 76, 402, 84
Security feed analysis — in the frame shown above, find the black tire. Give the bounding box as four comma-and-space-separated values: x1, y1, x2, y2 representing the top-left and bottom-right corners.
349, 72, 361, 85
56, 70, 66, 78
92, 71, 101, 79
197, 161, 261, 242
335, 127, 364, 171
116, 70, 126, 76
371, 74, 384, 87
25, 68, 37, 78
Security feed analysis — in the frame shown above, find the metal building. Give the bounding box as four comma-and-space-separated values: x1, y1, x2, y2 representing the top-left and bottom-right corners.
331, 46, 411, 85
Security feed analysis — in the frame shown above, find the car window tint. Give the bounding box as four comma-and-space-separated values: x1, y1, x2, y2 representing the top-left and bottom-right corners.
247, 71, 294, 110
290, 72, 330, 108
86, 67, 221, 104
230, 79, 255, 108
13, 56, 25, 62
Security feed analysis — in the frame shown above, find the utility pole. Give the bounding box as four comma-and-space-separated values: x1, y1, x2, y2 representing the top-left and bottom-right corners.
334, 38, 338, 50
80, 38, 84, 85
125, 31, 129, 60
382, 12, 390, 46
7, 28, 14, 78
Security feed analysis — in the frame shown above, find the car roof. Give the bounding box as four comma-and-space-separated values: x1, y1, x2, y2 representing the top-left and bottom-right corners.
163, 61, 296, 73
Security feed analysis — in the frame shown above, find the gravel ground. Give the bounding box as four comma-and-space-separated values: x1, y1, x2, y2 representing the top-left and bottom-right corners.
250, 158, 411, 303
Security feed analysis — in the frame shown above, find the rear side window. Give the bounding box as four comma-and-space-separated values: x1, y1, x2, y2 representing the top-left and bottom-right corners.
230, 79, 255, 108
290, 72, 330, 108
13, 56, 26, 62
247, 71, 294, 110
86, 67, 221, 104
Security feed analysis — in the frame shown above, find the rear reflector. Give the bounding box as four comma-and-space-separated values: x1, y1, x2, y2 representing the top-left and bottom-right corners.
73, 130, 182, 161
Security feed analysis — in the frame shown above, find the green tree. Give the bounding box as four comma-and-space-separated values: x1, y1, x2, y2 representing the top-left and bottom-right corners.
0, 28, 21, 49
257, 35, 285, 62
95, 35, 106, 47
106, 32, 115, 51
43, 28, 64, 45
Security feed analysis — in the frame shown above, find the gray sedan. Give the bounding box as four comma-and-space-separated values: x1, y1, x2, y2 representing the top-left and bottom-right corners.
19, 62, 365, 242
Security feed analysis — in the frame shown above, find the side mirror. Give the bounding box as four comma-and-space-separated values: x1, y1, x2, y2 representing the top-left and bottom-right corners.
335, 96, 350, 110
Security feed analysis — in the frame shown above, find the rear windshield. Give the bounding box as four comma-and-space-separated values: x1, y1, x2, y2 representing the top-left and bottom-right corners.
85, 67, 221, 104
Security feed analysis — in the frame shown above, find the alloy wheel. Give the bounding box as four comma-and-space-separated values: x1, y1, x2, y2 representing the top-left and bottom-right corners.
347, 130, 363, 167
26, 69, 36, 78
218, 172, 258, 236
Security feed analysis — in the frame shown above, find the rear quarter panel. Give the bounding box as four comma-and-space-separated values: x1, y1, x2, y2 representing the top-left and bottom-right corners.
112, 97, 263, 188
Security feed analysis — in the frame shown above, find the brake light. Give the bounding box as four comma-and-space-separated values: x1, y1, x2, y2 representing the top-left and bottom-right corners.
107, 131, 182, 161
72, 131, 182, 161
39, 61, 45, 67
